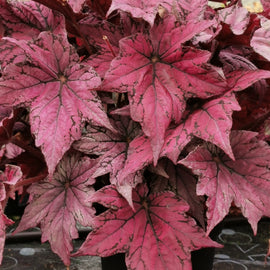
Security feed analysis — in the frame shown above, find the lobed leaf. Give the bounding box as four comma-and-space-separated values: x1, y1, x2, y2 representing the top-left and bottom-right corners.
180, 130, 270, 235
14, 152, 97, 265
0, 32, 112, 176
74, 184, 221, 270
102, 16, 226, 163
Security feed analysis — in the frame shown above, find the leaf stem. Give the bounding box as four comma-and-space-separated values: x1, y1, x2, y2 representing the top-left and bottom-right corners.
103, 35, 116, 57
14, 173, 48, 189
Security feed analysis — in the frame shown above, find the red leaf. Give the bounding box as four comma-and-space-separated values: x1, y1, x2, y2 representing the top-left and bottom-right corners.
14, 152, 97, 265
180, 130, 270, 235
0, 32, 113, 176
102, 16, 226, 163
74, 184, 221, 270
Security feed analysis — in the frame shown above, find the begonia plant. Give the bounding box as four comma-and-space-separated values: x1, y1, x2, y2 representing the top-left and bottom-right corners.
0, 0, 270, 269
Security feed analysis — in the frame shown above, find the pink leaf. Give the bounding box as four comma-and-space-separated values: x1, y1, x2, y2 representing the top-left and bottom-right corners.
0, 0, 65, 39
2, 143, 24, 159
161, 93, 240, 162
102, 16, 226, 163
107, 0, 210, 27
227, 69, 270, 92
161, 122, 192, 163
260, 0, 270, 11
0, 0, 66, 69
187, 93, 241, 160
107, 0, 175, 26
79, 11, 145, 78
0, 32, 113, 176
180, 130, 270, 235
220, 47, 269, 98
74, 184, 221, 270
218, 5, 250, 35
14, 152, 97, 265
251, 18, 270, 61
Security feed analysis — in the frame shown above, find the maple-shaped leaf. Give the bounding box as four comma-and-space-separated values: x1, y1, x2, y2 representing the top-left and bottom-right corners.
218, 5, 250, 35
0, 0, 65, 69
161, 93, 240, 162
14, 152, 97, 265
73, 116, 153, 206
187, 93, 241, 160
78, 12, 124, 77
102, 16, 226, 163
179, 130, 270, 235
74, 184, 221, 270
0, 31, 113, 176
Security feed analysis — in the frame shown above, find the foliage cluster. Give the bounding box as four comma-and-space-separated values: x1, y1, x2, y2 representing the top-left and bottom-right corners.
1, 0, 270, 269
